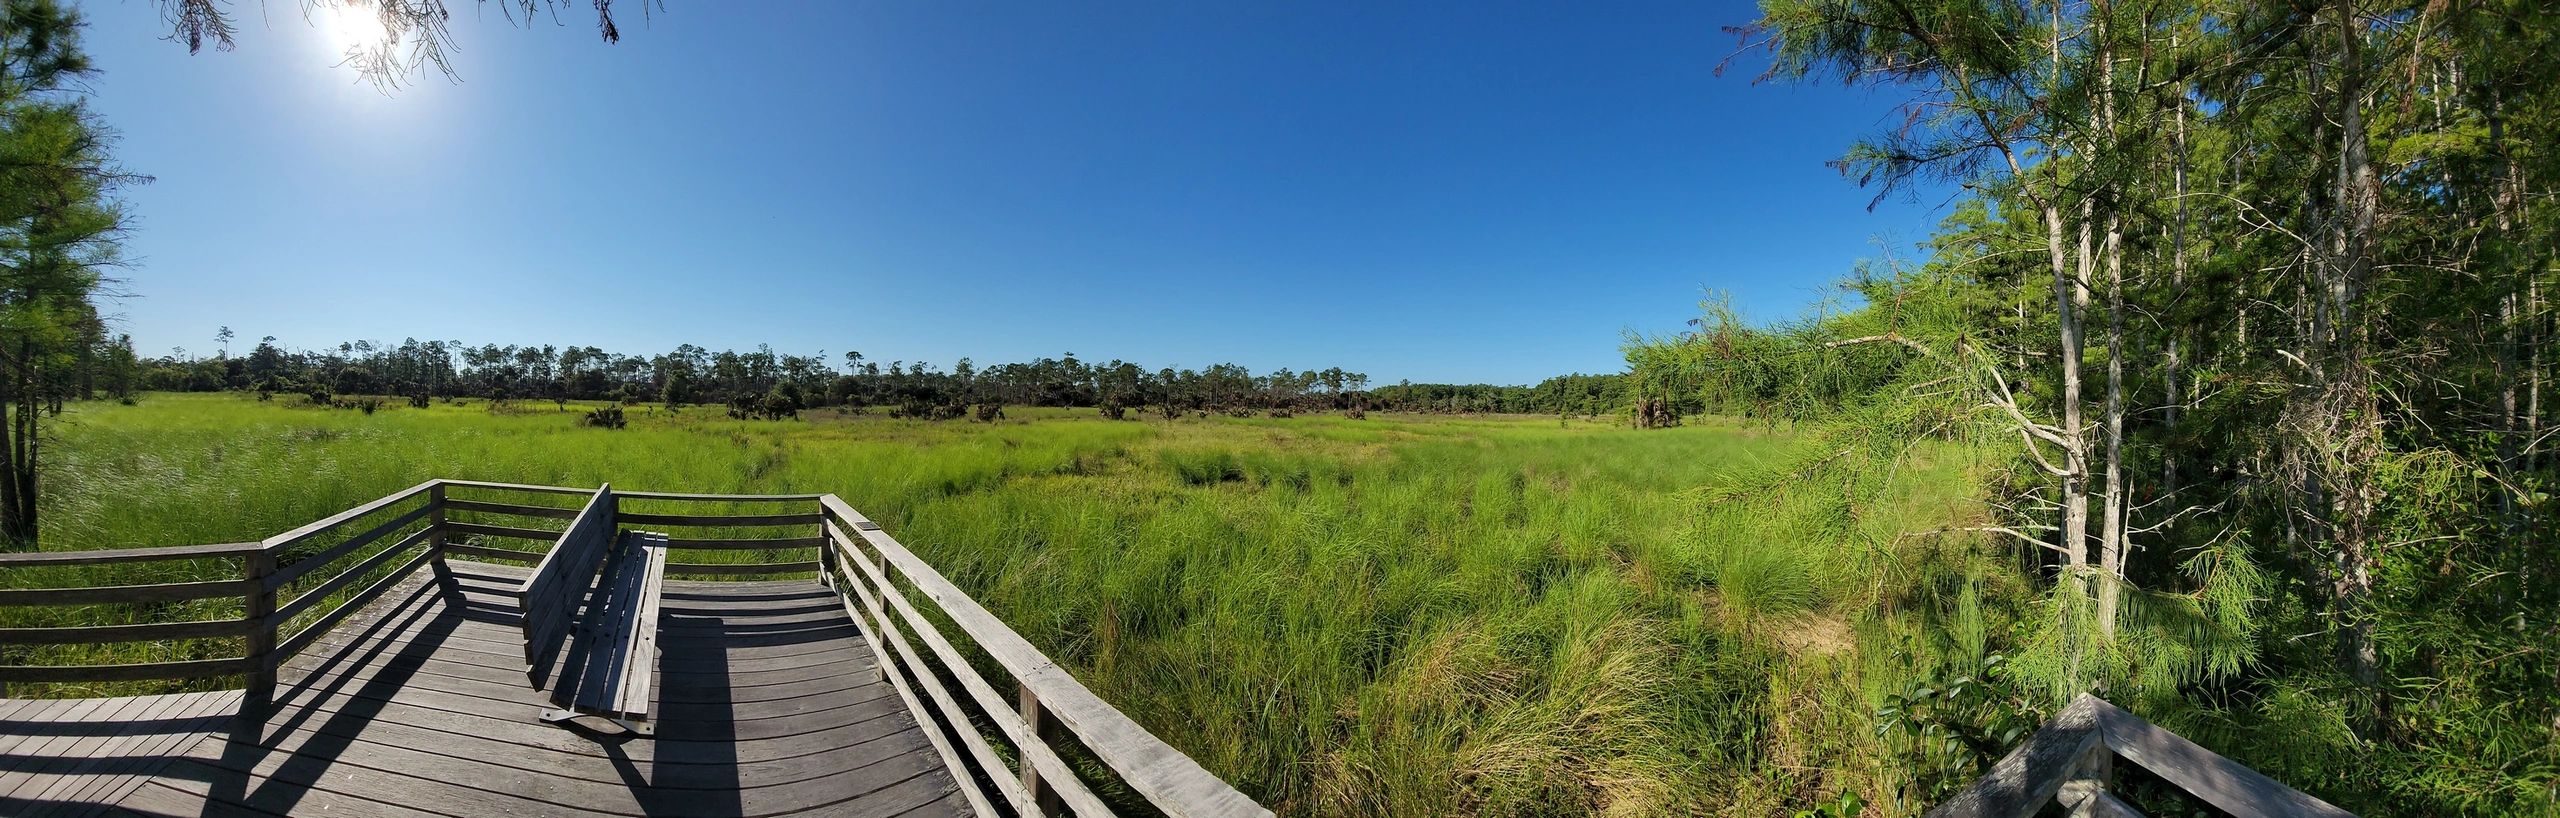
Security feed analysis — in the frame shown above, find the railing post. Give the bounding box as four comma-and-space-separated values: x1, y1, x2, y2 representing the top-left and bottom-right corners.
243, 548, 279, 707
427, 482, 456, 591
816, 502, 837, 590
1018, 681, 1065, 815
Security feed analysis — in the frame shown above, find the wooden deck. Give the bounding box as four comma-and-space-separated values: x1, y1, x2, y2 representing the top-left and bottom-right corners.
0, 562, 970, 817
0, 480, 1268, 818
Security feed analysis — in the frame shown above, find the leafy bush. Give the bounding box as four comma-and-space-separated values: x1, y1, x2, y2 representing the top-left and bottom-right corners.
580, 405, 627, 429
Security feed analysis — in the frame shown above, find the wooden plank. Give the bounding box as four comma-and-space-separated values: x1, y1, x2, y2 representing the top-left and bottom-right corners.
2090, 699, 2356, 818
262, 480, 437, 551
444, 521, 567, 542
0, 657, 252, 684
1925, 695, 2106, 818
442, 498, 582, 519
437, 478, 594, 496
660, 536, 826, 550
618, 534, 668, 721
823, 494, 1271, 818
617, 511, 822, 527
440, 543, 540, 563
16, 691, 198, 807
664, 561, 822, 577
264, 503, 436, 589
0, 617, 255, 645
616, 490, 823, 502
0, 578, 259, 606
0, 694, 122, 801
0, 541, 260, 568
31, 691, 199, 808
271, 527, 435, 623
564, 532, 655, 720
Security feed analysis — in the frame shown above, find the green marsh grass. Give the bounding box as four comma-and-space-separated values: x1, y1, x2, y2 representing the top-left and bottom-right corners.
22, 393, 1992, 815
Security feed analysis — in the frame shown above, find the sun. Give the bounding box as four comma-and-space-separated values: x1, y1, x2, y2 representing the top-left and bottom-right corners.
313, 2, 393, 59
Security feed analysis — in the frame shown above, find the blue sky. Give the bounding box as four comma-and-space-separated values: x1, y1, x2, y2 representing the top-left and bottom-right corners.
79, 1, 1947, 385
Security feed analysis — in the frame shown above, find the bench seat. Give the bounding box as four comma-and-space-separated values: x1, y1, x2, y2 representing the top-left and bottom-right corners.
552, 531, 669, 728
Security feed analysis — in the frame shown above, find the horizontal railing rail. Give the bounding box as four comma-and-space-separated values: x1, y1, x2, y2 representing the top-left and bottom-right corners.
1927, 694, 2356, 818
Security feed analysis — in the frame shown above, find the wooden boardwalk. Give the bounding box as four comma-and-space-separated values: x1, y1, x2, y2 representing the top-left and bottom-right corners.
0, 562, 970, 817
0, 480, 1269, 818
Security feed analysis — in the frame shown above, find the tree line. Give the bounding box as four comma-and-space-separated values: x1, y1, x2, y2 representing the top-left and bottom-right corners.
1623, 1, 2557, 812
109, 333, 1627, 421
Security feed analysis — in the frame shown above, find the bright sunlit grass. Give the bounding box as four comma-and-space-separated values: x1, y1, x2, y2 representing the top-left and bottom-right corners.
36, 392, 1991, 813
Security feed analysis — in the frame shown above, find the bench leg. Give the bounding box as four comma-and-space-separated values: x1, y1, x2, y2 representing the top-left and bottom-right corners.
539, 708, 654, 737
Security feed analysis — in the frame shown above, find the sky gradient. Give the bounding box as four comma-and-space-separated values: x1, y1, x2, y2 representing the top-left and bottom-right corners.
79, 1, 1947, 385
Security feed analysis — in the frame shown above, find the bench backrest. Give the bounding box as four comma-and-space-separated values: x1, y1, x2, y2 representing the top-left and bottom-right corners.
517, 483, 616, 675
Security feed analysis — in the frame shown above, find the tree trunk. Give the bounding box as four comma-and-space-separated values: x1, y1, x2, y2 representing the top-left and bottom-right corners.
2322, 0, 2384, 693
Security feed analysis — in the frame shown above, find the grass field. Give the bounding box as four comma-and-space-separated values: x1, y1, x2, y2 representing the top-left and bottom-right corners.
31, 392, 1998, 815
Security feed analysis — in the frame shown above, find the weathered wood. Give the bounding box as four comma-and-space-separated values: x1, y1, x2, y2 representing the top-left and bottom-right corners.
0, 656, 253, 683
823, 495, 1271, 818
1021, 680, 1068, 815
2057, 780, 2144, 818
0, 617, 255, 644
244, 546, 279, 700
663, 560, 822, 576
1922, 696, 2105, 818
265, 503, 436, 589
440, 543, 541, 563
659, 535, 826, 550
0, 541, 260, 568
616, 489, 823, 502
617, 511, 821, 527
2090, 698, 2356, 818
0, 482, 1267, 818
442, 498, 582, 519
444, 521, 568, 542
558, 532, 668, 724
0, 578, 259, 606
437, 478, 594, 496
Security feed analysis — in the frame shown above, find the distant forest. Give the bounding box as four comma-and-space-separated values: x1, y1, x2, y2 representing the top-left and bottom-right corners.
79, 334, 1627, 420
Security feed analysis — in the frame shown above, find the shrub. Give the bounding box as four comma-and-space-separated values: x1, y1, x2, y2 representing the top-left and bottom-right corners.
581, 405, 627, 429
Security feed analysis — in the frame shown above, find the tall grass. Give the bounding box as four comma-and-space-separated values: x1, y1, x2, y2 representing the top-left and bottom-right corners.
29, 393, 1993, 815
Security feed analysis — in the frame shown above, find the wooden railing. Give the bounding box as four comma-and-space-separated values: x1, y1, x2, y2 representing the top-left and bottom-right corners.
0, 479, 1274, 817
820, 495, 1271, 818
1928, 694, 2356, 818
0, 479, 444, 696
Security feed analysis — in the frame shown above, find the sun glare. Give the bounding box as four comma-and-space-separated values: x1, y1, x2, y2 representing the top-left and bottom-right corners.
314, 2, 393, 59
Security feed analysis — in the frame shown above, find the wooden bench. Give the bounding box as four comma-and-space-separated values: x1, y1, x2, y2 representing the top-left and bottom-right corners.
544, 531, 669, 735
515, 485, 671, 736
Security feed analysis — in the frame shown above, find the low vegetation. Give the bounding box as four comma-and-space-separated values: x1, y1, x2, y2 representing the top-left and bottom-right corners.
30, 392, 1999, 815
